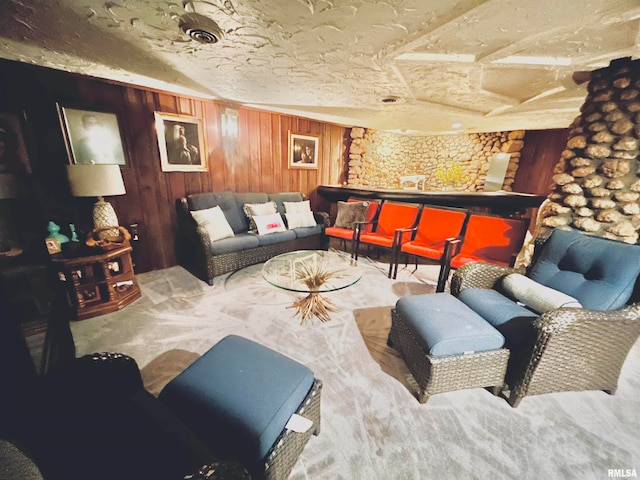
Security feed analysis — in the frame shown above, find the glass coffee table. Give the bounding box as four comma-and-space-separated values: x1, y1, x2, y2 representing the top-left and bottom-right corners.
262, 250, 362, 324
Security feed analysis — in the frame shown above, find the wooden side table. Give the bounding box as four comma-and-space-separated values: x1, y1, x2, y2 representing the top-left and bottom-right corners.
51, 245, 141, 320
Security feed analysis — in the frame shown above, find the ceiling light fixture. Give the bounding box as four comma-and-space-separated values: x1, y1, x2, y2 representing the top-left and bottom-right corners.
178, 12, 224, 44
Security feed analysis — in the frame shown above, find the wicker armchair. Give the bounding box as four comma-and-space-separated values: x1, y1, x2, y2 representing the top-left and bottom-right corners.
451, 229, 640, 407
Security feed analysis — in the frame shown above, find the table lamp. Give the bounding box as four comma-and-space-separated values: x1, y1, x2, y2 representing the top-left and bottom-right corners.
65, 164, 126, 228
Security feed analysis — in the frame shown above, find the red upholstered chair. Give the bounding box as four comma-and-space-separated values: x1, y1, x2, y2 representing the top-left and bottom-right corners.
437, 213, 530, 292
392, 206, 470, 279
324, 199, 381, 255
354, 202, 420, 278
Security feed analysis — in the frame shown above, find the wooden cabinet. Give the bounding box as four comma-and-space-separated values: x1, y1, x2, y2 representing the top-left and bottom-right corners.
51, 245, 141, 320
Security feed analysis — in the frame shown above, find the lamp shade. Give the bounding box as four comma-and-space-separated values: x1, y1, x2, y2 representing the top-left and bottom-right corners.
66, 164, 125, 197
66, 164, 125, 229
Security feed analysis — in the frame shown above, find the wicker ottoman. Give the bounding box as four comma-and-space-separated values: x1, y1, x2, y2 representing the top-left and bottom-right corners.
388, 293, 509, 403
159, 335, 321, 479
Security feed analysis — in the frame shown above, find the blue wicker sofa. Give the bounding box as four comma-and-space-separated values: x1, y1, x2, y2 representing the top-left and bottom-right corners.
175, 191, 328, 285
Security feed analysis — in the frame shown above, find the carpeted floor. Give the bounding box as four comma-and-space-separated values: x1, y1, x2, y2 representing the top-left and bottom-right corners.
70, 248, 640, 480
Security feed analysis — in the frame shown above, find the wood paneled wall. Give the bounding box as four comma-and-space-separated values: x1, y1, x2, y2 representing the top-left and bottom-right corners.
0, 60, 569, 275
0, 60, 348, 273
513, 128, 570, 196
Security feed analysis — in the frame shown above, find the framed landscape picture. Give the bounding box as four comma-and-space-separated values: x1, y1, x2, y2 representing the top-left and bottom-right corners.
154, 112, 207, 172
288, 132, 319, 169
0, 112, 31, 174
57, 105, 127, 166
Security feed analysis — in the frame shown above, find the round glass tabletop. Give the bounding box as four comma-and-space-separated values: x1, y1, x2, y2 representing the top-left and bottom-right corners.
262, 250, 362, 294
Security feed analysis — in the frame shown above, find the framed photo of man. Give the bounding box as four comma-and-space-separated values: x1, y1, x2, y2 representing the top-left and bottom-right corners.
57, 105, 127, 166
289, 133, 319, 169
154, 112, 207, 172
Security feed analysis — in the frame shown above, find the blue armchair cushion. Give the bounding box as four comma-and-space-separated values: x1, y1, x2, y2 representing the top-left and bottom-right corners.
457, 288, 538, 348
498, 273, 582, 314
528, 228, 640, 310
159, 335, 315, 471
395, 293, 505, 357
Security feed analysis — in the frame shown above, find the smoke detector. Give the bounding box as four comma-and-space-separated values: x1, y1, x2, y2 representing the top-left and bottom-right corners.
179, 12, 224, 44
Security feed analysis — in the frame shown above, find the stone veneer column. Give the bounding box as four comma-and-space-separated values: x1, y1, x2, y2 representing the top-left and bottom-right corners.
541, 57, 640, 244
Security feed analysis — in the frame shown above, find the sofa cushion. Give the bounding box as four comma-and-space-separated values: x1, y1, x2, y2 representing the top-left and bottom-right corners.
253, 213, 287, 235
528, 228, 640, 310
255, 229, 296, 246
285, 212, 317, 228
395, 293, 505, 357
188, 192, 247, 234
283, 200, 311, 214
159, 335, 315, 471
243, 201, 278, 232
209, 233, 260, 255
191, 206, 235, 242
268, 192, 304, 217
498, 273, 582, 314
335, 201, 368, 229
291, 224, 323, 238
457, 288, 538, 348
187, 192, 218, 211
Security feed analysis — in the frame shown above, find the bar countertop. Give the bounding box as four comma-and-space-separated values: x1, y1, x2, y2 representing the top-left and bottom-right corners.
317, 185, 546, 214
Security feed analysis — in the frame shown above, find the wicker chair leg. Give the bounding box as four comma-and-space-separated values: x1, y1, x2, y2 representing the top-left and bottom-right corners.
489, 384, 504, 396
507, 391, 523, 408
417, 390, 430, 404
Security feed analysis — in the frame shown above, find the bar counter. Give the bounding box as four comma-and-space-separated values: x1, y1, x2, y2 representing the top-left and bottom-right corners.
317, 185, 546, 216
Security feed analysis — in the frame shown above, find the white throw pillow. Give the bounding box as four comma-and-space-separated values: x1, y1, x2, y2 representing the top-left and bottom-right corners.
253, 213, 287, 235
191, 206, 235, 242
283, 200, 311, 214
243, 201, 277, 231
285, 211, 317, 228
499, 273, 582, 314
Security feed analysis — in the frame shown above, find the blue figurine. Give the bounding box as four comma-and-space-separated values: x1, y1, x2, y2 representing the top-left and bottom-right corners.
69, 223, 80, 242
47, 221, 70, 244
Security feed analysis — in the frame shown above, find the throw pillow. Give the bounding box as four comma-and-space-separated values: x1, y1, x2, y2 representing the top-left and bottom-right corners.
253, 213, 287, 235
243, 201, 277, 232
335, 201, 368, 229
498, 273, 582, 314
283, 200, 311, 214
285, 211, 317, 229
191, 206, 235, 242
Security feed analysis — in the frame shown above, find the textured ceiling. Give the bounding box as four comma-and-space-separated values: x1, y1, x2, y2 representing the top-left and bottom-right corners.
0, 0, 639, 134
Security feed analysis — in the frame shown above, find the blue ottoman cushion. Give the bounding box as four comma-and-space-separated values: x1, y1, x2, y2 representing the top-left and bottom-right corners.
457, 288, 538, 350
159, 335, 315, 470
395, 293, 505, 357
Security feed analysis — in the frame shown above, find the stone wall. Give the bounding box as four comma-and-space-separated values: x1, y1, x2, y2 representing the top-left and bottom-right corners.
540, 57, 640, 244
347, 128, 525, 191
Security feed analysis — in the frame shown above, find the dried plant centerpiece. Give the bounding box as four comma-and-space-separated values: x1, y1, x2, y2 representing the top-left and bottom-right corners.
262, 250, 362, 325
291, 259, 346, 323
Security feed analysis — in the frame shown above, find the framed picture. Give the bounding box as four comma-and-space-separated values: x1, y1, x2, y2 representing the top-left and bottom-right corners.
0, 113, 31, 174
57, 105, 127, 166
154, 112, 207, 172
289, 133, 319, 169
45, 237, 61, 255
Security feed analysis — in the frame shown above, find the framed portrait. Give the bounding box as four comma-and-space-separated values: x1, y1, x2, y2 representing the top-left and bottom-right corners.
154, 112, 207, 172
0, 113, 31, 174
289, 133, 319, 169
45, 237, 61, 255
57, 105, 127, 166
